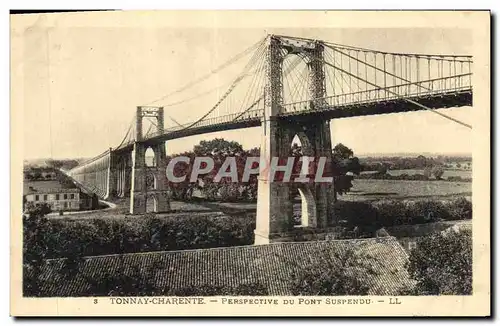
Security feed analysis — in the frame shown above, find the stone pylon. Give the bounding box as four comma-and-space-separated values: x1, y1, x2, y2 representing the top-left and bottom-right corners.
254, 36, 336, 245
129, 106, 171, 214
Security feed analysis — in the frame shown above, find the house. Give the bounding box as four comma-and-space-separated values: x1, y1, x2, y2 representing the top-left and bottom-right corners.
23, 179, 99, 212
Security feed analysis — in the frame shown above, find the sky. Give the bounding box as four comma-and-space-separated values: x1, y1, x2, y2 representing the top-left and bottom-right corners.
15, 12, 474, 160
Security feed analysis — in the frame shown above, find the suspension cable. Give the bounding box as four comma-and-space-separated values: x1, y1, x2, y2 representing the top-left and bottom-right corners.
230, 55, 303, 121
322, 57, 472, 129
177, 39, 267, 130
143, 36, 268, 106
114, 116, 135, 149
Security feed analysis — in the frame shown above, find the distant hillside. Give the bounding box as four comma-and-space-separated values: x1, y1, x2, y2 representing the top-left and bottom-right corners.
24, 157, 90, 169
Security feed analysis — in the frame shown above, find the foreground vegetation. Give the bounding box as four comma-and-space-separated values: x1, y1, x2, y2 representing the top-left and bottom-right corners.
403, 228, 472, 295
24, 197, 471, 261
24, 209, 472, 296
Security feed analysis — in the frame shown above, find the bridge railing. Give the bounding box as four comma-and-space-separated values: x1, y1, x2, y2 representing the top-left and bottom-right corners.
140, 108, 264, 140
114, 74, 472, 150
281, 74, 472, 114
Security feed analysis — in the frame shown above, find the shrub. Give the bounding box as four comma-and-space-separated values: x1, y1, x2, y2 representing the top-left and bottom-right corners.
408, 200, 450, 223
404, 228, 472, 295
373, 200, 408, 226
288, 248, 373, 295
332, 197, 472, 231
23, 205, 58, 296
432, 165, 445, 180
332, 201, 378, 235
34, 214, 256, 259
444, 197, 472, 220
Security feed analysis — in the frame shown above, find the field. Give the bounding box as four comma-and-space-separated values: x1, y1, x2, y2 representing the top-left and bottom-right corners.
386, 169, 472, 178
342, 179, 471, 202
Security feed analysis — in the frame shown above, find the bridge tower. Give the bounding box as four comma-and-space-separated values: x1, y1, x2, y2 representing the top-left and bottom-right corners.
254, 35, 336, 245
129, 106, 171, 214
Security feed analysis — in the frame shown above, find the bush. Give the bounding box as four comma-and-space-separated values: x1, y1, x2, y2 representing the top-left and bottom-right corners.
432, 165, 445, 180
289, 248, 373, 295
28, 197, 472, 261
373, 200, 409, 226
444, 197, 472, 220
332, 197, 472, 231
34, 214, 256, 259
333, 201, 378, 235
407, 200, 450, 224
404, 228, 472, 295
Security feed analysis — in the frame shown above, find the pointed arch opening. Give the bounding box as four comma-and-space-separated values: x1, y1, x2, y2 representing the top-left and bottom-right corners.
146, 195, 158, 213
292, 185, 317, 228
145, 146, 156, 167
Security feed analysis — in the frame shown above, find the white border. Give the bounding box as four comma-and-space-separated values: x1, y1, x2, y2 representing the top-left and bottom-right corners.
5, 1, 498, 324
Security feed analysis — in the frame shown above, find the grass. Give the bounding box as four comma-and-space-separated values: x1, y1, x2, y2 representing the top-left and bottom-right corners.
50, 178, 472, 222
343, 179, 471, 202
387, 169, 472, 178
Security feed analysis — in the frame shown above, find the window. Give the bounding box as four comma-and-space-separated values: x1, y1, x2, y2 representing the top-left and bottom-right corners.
70, 194, 75, 199
43, 195, 47, 201
55, 194, 60, 200
35, 195, 39, 201
64, 202, 68, 208
64, 194, 67, 200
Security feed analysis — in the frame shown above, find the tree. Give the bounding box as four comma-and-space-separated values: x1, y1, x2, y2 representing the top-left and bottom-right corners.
333, 143, 354, 160
404, 228, 472, 295
423, 166, 432, 179
432, 165, 445, 180
56, 172, 76, 188
45, 159, 64, 169
167, 138, 253, 202
46, 159, 79, 170
23, 204, 54, 296
416, 155, 428, 168
33, 171, 42, 181
193, 138, 244, 157
331, 144, 361, 200
376, 163, 388, 175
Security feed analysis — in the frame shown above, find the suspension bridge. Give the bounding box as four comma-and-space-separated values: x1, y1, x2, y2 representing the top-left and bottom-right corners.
67, 34, 473, 244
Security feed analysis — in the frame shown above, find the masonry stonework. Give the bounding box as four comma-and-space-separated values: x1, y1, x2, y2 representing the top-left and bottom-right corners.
254, 36, 336, 245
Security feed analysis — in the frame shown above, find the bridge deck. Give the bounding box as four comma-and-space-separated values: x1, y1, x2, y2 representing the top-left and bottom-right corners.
114, 88, 472, 152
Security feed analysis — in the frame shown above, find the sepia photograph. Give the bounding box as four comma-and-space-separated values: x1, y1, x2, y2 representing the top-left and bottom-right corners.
10, 10, 490, 316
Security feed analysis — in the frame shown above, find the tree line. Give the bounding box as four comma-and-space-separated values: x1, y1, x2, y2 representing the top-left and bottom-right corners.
161, 139, 362, 202
361, 154, 472, 172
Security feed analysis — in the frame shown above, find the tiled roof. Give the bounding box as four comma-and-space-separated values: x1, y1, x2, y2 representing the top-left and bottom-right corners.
33, 237, 412, 296
23, 180, 77, 195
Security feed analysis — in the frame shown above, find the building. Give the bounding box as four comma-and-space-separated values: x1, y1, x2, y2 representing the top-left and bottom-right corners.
27, 237, 413, 296
23, 179, 99, 212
